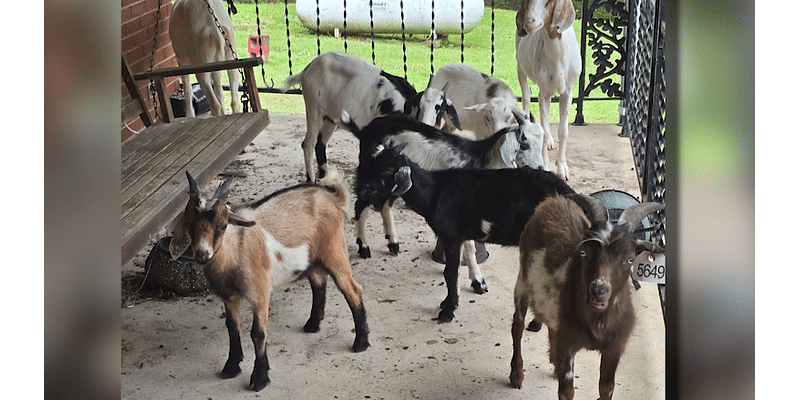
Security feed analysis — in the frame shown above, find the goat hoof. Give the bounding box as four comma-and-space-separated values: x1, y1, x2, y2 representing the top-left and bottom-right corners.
388, 242, 400, 256
249, 371, 270, 392
471, 279, 488, 294
437, 309, 455, 322
509, 371, 524, 389
303, 319, 322, 333
352, 338, 370, 353
219, 362, 242, 379
358, 246, 371, 258
526, 320, 542, 332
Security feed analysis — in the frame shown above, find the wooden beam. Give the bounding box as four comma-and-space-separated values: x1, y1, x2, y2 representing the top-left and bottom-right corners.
131, 57, 264, 81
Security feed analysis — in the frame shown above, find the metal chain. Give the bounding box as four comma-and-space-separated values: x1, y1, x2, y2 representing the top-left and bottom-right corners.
490, 0, 495, 76
400, 0, 407, 80
203, 0, 250, 110
369, 0, 375, 65
460, 0, 464, 63
148, 0, 164, 121
343, 0, 348, 53
254, 0, 269, 88
430, 0, 435, 76
284, 0, 293, 75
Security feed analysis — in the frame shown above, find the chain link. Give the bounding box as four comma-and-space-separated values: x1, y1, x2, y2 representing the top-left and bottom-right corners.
148, 0, 164, 121
203, 0, 250, 109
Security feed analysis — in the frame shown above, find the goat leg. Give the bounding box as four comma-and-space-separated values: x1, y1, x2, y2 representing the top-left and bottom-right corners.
555, 348, 577, 400
220, 298, 244, 379
437, 240, 462, 322
353, 199, 372, 258
599, 347, 623, 400
303, 270, 327, 333
249, 303, 271, 391
509, 290, 530, 388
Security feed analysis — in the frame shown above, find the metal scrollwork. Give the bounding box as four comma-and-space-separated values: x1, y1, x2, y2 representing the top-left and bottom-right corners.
582, 0, 628, 99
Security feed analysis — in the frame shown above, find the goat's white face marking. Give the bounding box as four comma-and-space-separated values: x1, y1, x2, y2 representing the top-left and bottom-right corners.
262, 228, 310, 286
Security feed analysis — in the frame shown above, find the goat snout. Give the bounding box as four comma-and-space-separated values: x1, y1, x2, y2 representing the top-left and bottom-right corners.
524, 18, 542, 35
589, 280, 611, 312
193, 245, 214, 264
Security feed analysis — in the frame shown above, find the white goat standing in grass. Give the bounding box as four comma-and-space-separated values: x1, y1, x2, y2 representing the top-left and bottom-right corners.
169, 0, 241, 117
515, 0, 581, 181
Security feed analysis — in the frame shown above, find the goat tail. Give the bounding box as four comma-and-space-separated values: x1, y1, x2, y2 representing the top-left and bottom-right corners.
319, 166, 349, 218
339, 111, 363, 139
280, 73, 302, 93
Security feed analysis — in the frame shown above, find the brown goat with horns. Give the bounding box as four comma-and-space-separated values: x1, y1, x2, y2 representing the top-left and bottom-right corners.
169, 170, 369, 392
510, 193, 663, 400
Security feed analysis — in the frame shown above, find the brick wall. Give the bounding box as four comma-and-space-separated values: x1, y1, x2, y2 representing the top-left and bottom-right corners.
121, 0, 180, 142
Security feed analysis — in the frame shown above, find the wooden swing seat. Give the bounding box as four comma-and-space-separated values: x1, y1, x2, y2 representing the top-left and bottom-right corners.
121, 56, 270, 268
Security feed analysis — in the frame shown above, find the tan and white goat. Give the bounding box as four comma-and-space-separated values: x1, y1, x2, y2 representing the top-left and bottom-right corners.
169, 170, 369, 392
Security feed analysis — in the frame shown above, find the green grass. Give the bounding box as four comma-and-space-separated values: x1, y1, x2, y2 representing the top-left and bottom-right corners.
218, 2, 621, 124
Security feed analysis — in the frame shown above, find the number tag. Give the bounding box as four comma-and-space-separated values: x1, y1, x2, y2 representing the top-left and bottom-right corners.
631, 250, 666, 284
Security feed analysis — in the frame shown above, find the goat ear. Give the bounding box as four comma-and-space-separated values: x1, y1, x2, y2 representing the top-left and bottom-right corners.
498, 132, 520, 168
391, 165, 413, 196
169, 212, 192, 261
228, 211, 257, 227
463, 103, 488, 113
445, 101, 462, 130
548, 0, 576, 35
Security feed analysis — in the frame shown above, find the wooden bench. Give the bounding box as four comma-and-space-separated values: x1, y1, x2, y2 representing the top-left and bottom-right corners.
121, 56, 270, 268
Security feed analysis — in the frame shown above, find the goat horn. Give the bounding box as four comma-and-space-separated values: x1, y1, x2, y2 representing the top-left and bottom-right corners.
186, 171, 200, 199
567, 193, 609, 231
441, 81, 450, 94
617, 202, 664, 234
511, 107, 527, 126
426, 74, 434, 88
213, 178, 234, 201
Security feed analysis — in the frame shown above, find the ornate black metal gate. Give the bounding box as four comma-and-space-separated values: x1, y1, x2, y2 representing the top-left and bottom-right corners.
620, 0, 666, 315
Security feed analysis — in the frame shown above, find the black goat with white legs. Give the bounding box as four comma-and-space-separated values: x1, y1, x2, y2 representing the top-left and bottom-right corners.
281, 51, 461, 182
342, 110, 544, 294
354, 145, 573, 322
510, 194, 664, 399
169, 170, 369, 391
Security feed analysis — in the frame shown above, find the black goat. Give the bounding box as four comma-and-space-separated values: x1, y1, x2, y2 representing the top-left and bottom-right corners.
355, 145, 572, 322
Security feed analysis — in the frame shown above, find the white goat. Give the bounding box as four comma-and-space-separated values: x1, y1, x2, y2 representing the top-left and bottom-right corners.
515, 0, 582, 180
429, 63, 520, 140
169, 0, 241, 117
282, 51, 460, 182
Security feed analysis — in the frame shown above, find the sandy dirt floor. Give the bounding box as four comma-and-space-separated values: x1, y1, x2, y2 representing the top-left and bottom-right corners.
121, 113, 665, 399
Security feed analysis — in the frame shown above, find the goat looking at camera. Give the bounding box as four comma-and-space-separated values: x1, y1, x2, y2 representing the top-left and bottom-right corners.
169, 170, 369, 392
510, 194, 663, 400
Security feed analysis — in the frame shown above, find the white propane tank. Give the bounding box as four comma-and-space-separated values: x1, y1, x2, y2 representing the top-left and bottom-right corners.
295, 0, 485, 35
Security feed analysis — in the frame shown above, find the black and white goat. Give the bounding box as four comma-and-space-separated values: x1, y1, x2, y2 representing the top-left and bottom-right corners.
510, 194, 663, 399
281, 51, 461, 182
341, 110, 544, 294
429, 63, 521, 140
169, 170, 369, 391
353, 145, 573, 322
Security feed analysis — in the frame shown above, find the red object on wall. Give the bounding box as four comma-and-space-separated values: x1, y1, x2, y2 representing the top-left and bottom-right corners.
247, 35, 269, 62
